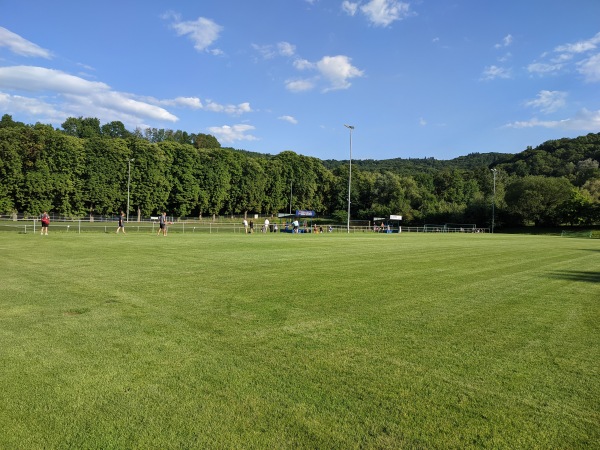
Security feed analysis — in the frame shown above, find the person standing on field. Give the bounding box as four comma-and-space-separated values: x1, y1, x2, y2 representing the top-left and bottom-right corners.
249, 220, 254, 234
41, 211, 50, 235
243, 218, 248, 234
116, 212, 126, 234
157, 212, 167, 236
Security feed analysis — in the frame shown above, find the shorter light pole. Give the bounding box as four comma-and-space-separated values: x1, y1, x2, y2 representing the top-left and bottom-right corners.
289, 180, 293, 215
127, 158, 134, 222
491, 168, 497, 233
344, 124, 354, 233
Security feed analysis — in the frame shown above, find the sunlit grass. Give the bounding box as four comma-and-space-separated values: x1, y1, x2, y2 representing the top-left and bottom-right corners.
0, 232, 598, 448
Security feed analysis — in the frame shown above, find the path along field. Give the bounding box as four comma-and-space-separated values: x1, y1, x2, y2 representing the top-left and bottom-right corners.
0, 231, 598, 449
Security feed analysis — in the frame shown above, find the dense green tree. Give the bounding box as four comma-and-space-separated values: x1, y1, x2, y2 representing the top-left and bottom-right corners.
0, 114, 26, 129
236, 157, 267, 215
193, 133, 221, 149
262, 158, 290, 215
83, 137, 130, 216
18, 124, 56, 214
45, 131, 86, 216
101, 121, 130, 139
168, 143, 201, 217
574, 158, 600, 186
505, 176, 573, 226
198, 149, 233, 217
273, 151, 321, 211
62, 117, 101, 138
0, 126, 24, 212
582, 178, 600, 202
559, 189, 596, 226
1, 118, 599, 229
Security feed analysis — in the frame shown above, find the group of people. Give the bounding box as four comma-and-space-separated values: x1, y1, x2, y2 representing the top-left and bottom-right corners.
40, 212, 333, 236
373, 222, 391, 233
115, 211, 169, 235
243, 218, 279, 234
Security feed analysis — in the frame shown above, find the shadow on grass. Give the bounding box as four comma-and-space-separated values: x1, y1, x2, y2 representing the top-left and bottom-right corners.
548, 270, 600, 283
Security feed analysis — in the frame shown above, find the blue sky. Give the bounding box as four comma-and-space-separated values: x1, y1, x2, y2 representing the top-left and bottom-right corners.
1, 0, 599, 160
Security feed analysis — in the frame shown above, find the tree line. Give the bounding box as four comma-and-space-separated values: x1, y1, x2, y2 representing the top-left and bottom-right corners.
0, 115, 599, 227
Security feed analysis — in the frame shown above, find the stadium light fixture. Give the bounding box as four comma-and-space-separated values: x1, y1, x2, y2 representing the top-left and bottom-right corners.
491, 168, 497, 233
127, 158, 134, 223
289, 179, 293, 215
344, 124, 354, 233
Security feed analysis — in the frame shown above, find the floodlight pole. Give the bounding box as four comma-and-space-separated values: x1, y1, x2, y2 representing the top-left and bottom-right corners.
344, 124, 354, 233
289, 180, 293, 215
127, 158, 134, 223
491, 168, 497, 233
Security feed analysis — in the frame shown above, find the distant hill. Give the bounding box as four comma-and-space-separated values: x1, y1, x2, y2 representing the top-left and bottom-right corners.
323, 152, 513, 174
495, 133, 600, 179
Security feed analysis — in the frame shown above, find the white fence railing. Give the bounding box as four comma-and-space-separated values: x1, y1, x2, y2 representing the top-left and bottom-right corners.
0, 218, 489, 235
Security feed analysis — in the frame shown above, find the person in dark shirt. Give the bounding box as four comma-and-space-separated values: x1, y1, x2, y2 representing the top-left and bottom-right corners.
157, 212, 167, 236
116, 212, 126, 234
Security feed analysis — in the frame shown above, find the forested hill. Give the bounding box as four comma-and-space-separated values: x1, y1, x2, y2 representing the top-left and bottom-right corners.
325, 132, 600, 175
0, 115, 598, 227
323, 152, 513, 174
494, 132, 600, 179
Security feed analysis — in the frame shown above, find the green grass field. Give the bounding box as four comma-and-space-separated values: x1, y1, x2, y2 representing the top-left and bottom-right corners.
1, 231, 598, 449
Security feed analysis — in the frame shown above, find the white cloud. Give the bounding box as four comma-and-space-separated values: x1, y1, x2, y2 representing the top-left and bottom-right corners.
342, 1, 359, 16
528, 32, 600, 81
577, 53, 600, 83
286, 55, 363, 92
0, 65, 110, 94
360, 0, 412, 27
495, 34, 513, 49
167, 14, 223, 53
497, 52, 512, 63
505, 108, 600, 131
204, 100, 252, 115
161, 97, 203, 109
155, 96, 252, 116
285, 78, 315, 92
555, 32, 600, 54
277, 42, 296, 57
524, 90, 567, 114
481, 65, 511, 80
0, 65, 178, 126
317, 55, 364, 91
207, 124, 258, 143
0, 27, 52, 59
279, 115, 298, 124
252, 41, 363, 93
253, 41, 296, 60
252, 43, 276, 59
0, 92, 64, 122
293, 58, 314, 70
527, 62, 563, 75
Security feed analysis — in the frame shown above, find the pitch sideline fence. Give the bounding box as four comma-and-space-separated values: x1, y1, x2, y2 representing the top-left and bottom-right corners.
0, 218, 490, 235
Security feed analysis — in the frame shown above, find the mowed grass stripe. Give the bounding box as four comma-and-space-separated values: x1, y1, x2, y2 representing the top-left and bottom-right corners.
0, 232, 598, 448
